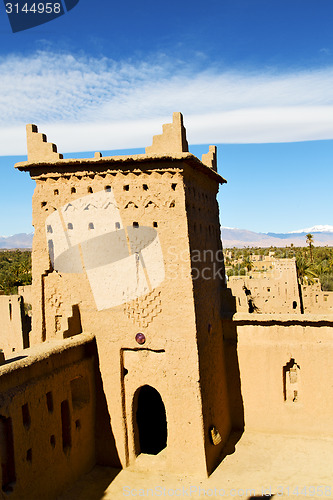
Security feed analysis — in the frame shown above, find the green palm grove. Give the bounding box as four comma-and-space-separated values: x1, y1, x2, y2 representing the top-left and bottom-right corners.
0, 250, 32, 295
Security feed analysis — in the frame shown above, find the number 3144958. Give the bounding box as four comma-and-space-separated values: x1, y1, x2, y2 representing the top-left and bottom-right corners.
5, 3, 61, 14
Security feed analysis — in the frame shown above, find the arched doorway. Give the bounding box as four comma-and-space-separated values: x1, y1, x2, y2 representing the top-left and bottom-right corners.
135, 385, 167, 455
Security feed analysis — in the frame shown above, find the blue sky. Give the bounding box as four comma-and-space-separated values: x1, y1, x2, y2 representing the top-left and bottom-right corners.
0, 0, 332, 235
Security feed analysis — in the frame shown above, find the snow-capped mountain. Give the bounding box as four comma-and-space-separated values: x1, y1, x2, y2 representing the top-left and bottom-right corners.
288, 225, 333, 234
221, 226, 333, 248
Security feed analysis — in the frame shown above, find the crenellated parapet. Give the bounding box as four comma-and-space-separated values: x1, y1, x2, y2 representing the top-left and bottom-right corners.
26, 124, 63, 162
17, 114, 226, 187
201, 145, 217, 172
145, 112, 189, 154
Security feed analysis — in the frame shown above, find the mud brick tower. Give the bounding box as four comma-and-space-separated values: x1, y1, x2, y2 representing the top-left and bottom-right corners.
15, 113, 231, 475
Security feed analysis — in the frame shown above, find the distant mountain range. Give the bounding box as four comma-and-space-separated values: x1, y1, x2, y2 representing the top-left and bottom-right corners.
0, 233, 33, 249
0, 226, 333, 249
222, 225, 333, 248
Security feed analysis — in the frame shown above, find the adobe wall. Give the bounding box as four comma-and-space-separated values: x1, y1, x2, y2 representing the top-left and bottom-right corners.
0, 335, 96, 499
27, 161, 205, 473
15, 114, 231, 476
227, 256, 333, 315
223, 314, 333, 437
227, 258, 301, 314
302, 282, 333, 313
184, 164, 231, 472
0, 295, 28, 358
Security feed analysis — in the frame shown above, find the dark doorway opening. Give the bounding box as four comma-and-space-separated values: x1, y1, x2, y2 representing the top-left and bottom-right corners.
136, 385, 167, 455
0, 416, 16, 492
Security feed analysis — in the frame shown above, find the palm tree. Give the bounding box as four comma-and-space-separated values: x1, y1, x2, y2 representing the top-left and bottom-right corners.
328, 256, 333, 272
306, 233, 314, 262
315, 259, 329, 276
243, 256, 253, 272
296, 255, 318, 285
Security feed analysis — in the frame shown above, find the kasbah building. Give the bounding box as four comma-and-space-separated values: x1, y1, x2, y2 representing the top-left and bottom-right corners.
0, 113, 333, 499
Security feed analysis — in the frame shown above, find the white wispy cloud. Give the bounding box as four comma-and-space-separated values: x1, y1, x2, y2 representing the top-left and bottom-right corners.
1, 50, 333, 154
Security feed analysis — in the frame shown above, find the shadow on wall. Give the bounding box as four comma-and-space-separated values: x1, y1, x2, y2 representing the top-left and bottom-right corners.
20, 298, 32, 349
221, 288, 245, 440
58, 338, 122, 498
217, 429, 243, 465
86, 338, 122, 469
63, 304, 82, 339
1, 355, 28, 365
